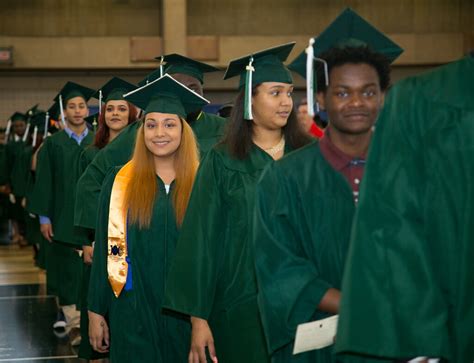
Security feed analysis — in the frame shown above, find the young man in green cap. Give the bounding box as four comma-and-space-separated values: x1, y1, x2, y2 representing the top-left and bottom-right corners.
253, 8, 402, 363
74, 54, 227, 232
28, 81, 95, 345
335, 55, 474, 363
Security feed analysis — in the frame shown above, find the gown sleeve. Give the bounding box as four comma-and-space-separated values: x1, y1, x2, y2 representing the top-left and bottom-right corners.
163, 149, 226, 319
87, 168, 117, 316
28, 139, 53, 217
253, 161, 332, 354
74, 150, 108, 230
335, 77, 451, 360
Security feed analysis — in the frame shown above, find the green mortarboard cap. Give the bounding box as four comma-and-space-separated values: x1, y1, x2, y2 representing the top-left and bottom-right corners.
93, 77, 137, 104
26, 104, 39, 119
138, 68, 162, 87
47, 102, 61, 120
10, 112, 27, 122
53, 81, 95, 104
124, 74, 209, 118
138, 54, 220, 86
223, 42, 295, 120
289, 8, 403, 79
84, 113, 99, 132
159, 54, 220, 84
28, 110, 48, 146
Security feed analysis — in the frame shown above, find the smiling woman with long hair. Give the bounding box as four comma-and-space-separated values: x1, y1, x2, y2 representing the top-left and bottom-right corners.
87, 74, 204, 362
163, 43, 312, 363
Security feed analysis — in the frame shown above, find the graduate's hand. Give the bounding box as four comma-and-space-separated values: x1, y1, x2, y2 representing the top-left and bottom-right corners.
21, 198, 26, 208
40, 223, 54, 242
189, 317, 218, 363
83, 245, 94, 265
88, 311, 110, 353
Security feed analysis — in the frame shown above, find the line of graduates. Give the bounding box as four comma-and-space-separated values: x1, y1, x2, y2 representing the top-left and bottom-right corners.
2, 6, 472, 363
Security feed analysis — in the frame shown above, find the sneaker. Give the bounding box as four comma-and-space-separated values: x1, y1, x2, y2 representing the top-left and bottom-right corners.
53, 310, 67, 330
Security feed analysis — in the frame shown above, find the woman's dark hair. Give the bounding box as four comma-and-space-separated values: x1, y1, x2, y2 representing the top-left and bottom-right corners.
93, 101, 138, 149
317, 46, 391, 93
222, 85, 312, 160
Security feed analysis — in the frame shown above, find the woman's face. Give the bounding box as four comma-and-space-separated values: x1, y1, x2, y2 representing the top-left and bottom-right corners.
104, 100, 130, 132
251, 82, 294, 131
144, 112, 182, 159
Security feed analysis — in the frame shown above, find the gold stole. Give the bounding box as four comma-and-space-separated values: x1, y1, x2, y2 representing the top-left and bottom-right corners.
107, 161, 133, 298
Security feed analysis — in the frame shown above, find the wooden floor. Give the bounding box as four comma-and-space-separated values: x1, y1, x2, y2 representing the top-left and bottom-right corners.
0, 243, 81, 362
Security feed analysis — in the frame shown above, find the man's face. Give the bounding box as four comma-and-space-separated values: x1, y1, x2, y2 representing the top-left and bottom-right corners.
65, 96, 89, 127
12, 120, 27, 137
317, 63, 385, 135
170, 73, 203, 96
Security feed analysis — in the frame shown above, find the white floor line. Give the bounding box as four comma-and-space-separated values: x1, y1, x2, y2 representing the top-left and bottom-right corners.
0, 355, 77, 361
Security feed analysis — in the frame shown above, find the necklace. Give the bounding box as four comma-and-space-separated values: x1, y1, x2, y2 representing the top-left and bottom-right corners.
264, 136, 285, 156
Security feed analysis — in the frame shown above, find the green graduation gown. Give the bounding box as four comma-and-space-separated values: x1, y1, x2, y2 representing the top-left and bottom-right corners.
0, 143, 7, 186
75, 145, 109, 360
163, 144, 289, 363
254, 142, 355, 363
88, 168, 190, 363
5, 140, 26, 221
24, 166, 47, 267
5, 139, 25, 186
335, 56, 474, 362
10, 144, 32, 198
0, 145, 9, 224
28, 130, 94, 305
74, 112, 226, 230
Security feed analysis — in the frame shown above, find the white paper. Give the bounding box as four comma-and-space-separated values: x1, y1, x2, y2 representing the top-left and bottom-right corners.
293, 315, 338, 355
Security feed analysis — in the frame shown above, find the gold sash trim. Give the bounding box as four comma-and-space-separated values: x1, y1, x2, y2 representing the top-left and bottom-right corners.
107, 161, 134, 298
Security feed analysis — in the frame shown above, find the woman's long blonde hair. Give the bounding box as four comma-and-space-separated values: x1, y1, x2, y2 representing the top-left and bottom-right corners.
123, 118, 199, 229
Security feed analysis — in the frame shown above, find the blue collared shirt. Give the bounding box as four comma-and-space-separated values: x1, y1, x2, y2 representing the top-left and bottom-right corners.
39, 126, 89, 224
64, 126, 89, 145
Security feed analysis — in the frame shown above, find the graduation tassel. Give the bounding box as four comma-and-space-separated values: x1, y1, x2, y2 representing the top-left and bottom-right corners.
306, 38, 315, 117
5, 120, 11, 144
32, 126, 38, 148
92, 116, 98, 132
59, 94, 66, 127
22, 123, 31, 142
244, 56, 255, 120
98, 89, 103, 116
159, 56, 165, 77
313, 55, 329, 113
44, 112, 50, 138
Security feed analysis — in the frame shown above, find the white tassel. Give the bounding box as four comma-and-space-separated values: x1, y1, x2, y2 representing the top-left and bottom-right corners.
59, 95, 66, 127
44, 112, 50, 138
159, 56, 165, 77
99, 89, 103, 116
306, 38, 315, 117
22, 123, 31, 142
5, 120, 12, 143
32, 126, 38, 147
244, 57, 255, 120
